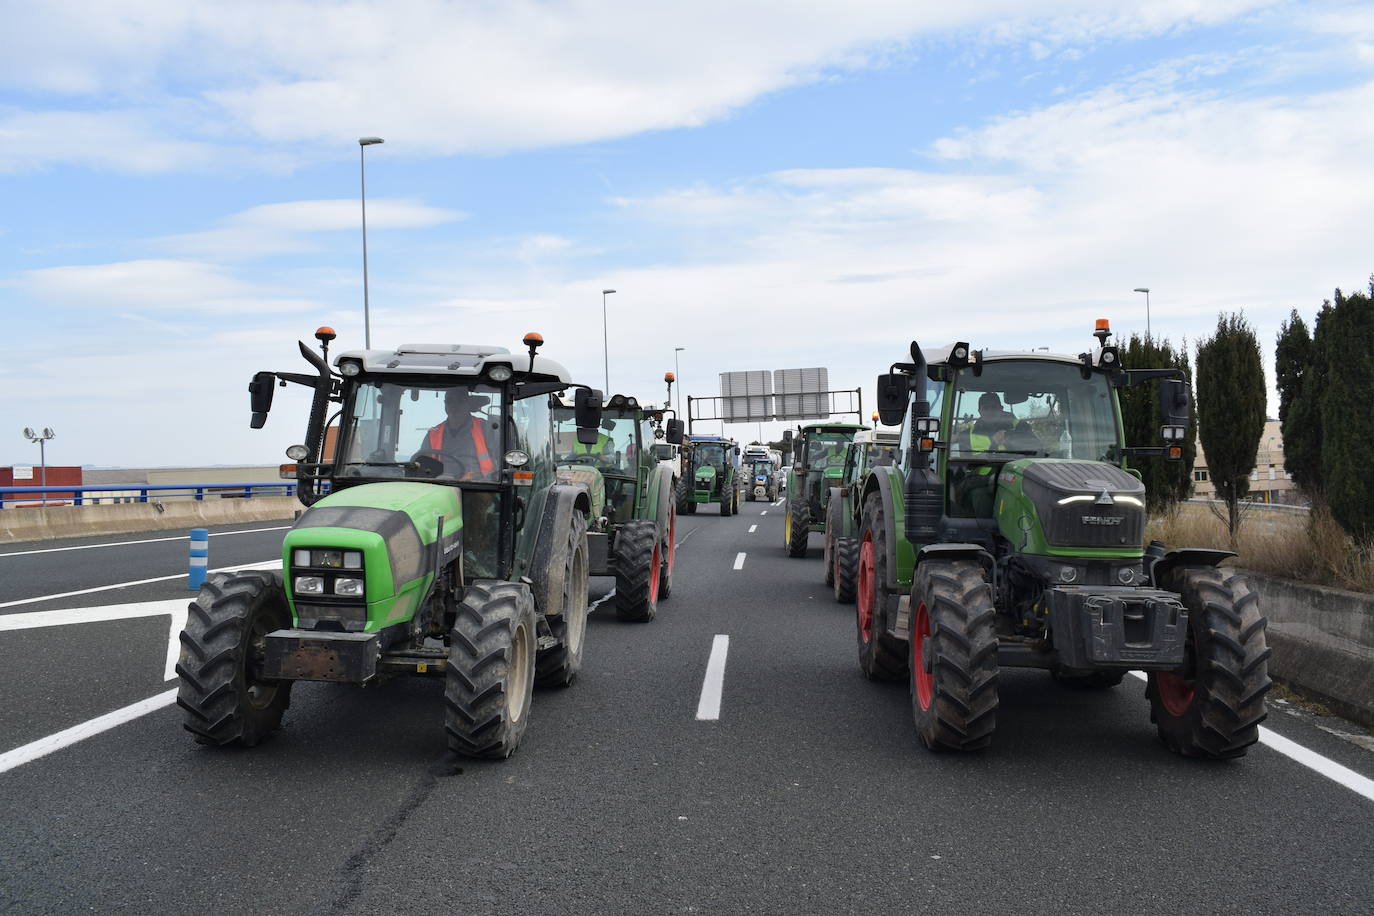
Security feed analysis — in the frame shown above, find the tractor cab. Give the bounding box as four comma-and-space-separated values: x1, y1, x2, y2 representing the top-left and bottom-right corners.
553, 393, 668, 525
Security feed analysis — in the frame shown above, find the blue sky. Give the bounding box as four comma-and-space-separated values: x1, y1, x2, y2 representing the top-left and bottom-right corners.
2, 0, 1372, 467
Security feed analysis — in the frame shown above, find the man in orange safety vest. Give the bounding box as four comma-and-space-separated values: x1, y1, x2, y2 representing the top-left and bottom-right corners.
418, 389, 497, 480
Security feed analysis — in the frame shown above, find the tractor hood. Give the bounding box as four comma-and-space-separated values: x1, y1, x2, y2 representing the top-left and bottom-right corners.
995, 459, 1145, 554
695, 465, 717, 481
282, 482, 462, 632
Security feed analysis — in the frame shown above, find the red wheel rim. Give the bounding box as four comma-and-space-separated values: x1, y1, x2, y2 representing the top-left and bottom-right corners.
913, 601, 933, 710
666, 510, 676, 578
1156, 672, 1195, 716
648, 540, 661, 605
857, 533, 875, 643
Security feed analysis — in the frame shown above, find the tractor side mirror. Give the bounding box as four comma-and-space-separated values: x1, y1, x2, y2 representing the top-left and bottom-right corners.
249, 372, 276, 429
665, 419, 685, 444
1159, 379, 1190, 428
782, 429, 793, 443
574, 387, 603, 428
876, 373, 908, 427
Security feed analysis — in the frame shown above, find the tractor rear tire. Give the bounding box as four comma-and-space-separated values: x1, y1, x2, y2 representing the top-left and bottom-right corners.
909, 559, 999, 751
785, 498, 810, 558
1147, 566, 1271, 759
535, 511, 590, 689
720, 490, 731, 516
176, 571, 293, 747
675, 475, 689, 512
834, 536, 859, 604
445, 581, 537, 759
855, 495, 909, 682
614, 520, 660, 622
823, 490, 842, 586
658, 507, 677, 600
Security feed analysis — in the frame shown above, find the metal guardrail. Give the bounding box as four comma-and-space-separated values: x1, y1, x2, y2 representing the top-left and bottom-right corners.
1183, 497, 1310, 514
0, 482, 297, 509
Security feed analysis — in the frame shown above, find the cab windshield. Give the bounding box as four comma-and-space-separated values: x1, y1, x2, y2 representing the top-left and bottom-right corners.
336, 380, 504, 483
751, 461, 773, 479
804, 433, 849, 469
554, 408, 638, 475
864, 443, 900, 468
695, 443, 727, 470
948, 360, 1119, 463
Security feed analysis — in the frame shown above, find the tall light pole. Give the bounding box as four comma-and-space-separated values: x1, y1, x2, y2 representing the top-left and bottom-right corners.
601, 289, 616, 393
359, 136, 385, 348
674, 347, 685, 416
22, 426, 55, 496
1133, 287, 1151, 339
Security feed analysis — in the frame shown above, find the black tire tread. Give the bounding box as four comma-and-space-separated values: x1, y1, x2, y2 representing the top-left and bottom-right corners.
614, 520, 659, 622
834, 536, 859, 604
534, 511, 590, 689
786, 498, 811, 558
856, 494, 908, 681
444, 581, 536, 759
911, 560, 1000, 751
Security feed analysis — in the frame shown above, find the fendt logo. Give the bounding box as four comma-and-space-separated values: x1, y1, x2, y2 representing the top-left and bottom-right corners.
1081, 515, 1124, 526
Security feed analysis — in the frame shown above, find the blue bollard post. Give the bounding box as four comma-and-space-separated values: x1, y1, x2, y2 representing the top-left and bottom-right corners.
188, 528, 209, 590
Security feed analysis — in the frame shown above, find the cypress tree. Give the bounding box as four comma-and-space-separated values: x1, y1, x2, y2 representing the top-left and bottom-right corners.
1282, 304, 1331, 499
1120, 333, 1196, 512
1320, 281, 1374, 540
1196, 312, 1266, 543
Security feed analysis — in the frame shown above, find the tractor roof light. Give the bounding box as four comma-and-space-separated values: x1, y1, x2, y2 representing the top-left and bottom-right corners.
486, 363, 514, 382
315, 326, 337, 343
339, 358, 362, 376
286, 444, 309, 460
948, 342, 972, 367
1094, 318, 1111, 346
665, 372, 675, 383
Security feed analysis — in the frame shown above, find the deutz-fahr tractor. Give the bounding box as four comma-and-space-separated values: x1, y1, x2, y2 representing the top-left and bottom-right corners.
681, 434, 740, 516
552, 393, 685, 623
824, 429, 900, 602
783, 422, 867, 558
176, 330, 606, 759
855, 321, 1271, 758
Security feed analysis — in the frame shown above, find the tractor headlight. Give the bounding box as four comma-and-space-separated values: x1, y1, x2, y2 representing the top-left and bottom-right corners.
294, 548, 362, 569
295, 576, 325, 595
334, 577, 365, 596
504, 450, 530, 467
1117, 566, 1137, 585
285, 444, 309, 461
1058, 565, 1078, 583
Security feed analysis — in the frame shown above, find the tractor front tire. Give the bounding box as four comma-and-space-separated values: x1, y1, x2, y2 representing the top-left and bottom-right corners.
855, 495, 908, 682
785, 498, 810, 558
658, 507, 677, 600
684, 500, 697, 515
614, 520, 660, 622
823, 491, 842, 586
445, 581, 538, 759
834, 536, 859, 604
1147, 566, 1271, 759
535, 510, 590, 689
909, 559, 999, 751
176, 571, 293, 747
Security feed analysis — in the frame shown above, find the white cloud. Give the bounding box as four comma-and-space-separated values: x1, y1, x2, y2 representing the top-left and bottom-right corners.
0, 0, 1284, 169
12, 259, 319, 314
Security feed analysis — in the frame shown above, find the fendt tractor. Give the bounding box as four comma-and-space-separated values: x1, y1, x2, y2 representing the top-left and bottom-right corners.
855, 321, 1271, 757
176, 329, 606, 759
783, 422, 867, 558
681, 434, 740, 516
552, 393, 684, 622
825, 428, 900, 602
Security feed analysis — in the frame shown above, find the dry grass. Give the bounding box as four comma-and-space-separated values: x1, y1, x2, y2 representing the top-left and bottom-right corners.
1146, 503, 1374, 593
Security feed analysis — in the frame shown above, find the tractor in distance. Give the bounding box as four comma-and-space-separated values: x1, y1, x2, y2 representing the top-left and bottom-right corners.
783, 421, 868, 558
177, 329, 606, 760
552, 393, 684, 623
825, 428, 901, 602
854, 320, 1270, 758
681, 434, 741, 516
743, 444, 782, 502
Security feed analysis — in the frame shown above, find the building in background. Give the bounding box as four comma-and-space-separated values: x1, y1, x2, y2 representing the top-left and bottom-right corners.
1192, 419, 1302, 505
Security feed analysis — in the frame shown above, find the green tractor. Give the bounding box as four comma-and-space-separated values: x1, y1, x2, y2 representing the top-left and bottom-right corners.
680, 434, 740, 516
552, 393, 684, 623
824, 429, 900, 602
783, 422, 867, 558
176, 330, 606, 759
855, 322, 1270, 757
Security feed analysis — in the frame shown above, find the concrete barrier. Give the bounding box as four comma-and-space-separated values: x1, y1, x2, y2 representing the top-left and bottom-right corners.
1245, 571, 1374, 727
0, 497, 298, 544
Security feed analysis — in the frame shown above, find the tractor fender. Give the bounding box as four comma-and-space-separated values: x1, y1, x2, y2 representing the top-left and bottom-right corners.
861, 466, 909, 592
917, 543, 993, 568
529, 484, 590, 618
644, 465, 675, 541
1149, 547, 1236, 588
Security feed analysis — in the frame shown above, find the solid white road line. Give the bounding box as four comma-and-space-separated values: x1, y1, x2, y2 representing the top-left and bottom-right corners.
749, 525, 757, 533
1, 597, 193, 682
695, 635, 730, 720
760, 511, 768, 516
0, 525, 292, 559
0, 689, 178, 775
0, 559, 280, 610
1126, 672, 1374, 803
733, 552, 746, 570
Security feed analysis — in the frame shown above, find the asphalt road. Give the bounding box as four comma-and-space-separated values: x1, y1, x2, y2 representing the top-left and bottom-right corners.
2, 506, 1373, 915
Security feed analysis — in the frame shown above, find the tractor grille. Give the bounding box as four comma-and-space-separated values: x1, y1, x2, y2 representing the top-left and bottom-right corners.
1021, 461, 1145, 549
1042, 504, 1144, 548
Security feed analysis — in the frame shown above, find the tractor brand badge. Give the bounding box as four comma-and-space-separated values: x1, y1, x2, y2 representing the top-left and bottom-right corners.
1081, 515, 1124, 526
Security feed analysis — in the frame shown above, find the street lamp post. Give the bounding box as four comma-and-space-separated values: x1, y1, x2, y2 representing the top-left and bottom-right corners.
359, 137, 385, 349
674, 347, 685, 417
21, 426, 55, 498
1133, 287, 1151, 339
601, 289, 616, 394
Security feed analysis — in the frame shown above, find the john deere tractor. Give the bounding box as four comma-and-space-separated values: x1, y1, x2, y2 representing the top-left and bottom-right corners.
552, 393, 684, 623
682, 434, 740, 516
853, 322, 1270, 758
176, 330, 605, 759
824, 429, 900, 602
783, 422, 867, 558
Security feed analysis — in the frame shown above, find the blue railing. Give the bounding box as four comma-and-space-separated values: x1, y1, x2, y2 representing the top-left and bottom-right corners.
0, 482, 297, 509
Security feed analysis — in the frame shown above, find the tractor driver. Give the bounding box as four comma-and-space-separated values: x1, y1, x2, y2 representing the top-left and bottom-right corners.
953, 392, 1040, 516
564, 418, 617, 464
415, 389, 498, 481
